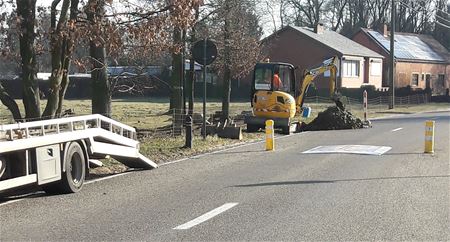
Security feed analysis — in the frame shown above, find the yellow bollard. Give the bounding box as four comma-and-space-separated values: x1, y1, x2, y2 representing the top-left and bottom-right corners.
424, 120, 435, 154
265, 120, 275, 151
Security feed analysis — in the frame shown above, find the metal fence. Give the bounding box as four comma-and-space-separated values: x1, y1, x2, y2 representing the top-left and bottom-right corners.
304, 93, 429, 109
0, 93, 431, 138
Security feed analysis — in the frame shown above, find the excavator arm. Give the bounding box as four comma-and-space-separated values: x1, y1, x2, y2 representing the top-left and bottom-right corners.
295, 56, 344, 112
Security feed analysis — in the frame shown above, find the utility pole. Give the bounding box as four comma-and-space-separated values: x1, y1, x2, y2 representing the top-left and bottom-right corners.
389, 0, 396, 109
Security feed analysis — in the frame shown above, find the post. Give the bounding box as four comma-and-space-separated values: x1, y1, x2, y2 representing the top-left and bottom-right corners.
202, 38, 207, 140
389, 0, 396, 109
181, 31, 186, 115
265, 120, 275, 151
363, 90, 368, 122
424, 120, 435, 154
185, 115, 193, 148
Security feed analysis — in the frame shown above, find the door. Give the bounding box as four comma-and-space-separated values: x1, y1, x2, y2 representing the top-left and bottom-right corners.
425, 74, 431, 90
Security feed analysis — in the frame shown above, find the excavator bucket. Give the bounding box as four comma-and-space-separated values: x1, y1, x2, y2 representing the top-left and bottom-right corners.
331, 93, 346, 110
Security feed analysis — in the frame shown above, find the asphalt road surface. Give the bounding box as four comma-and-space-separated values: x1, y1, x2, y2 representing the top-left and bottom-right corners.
1, 111, 449, 241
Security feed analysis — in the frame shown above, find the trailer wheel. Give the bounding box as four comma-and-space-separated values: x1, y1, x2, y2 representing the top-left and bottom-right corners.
0, 156, 5, 178
43, 142, 86, 194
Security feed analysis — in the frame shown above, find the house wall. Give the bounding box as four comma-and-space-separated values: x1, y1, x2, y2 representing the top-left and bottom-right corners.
396, 62, 449, 94
261, 28, 341, 90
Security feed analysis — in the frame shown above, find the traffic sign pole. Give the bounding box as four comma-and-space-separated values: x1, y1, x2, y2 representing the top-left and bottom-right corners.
203, 38, 207, 140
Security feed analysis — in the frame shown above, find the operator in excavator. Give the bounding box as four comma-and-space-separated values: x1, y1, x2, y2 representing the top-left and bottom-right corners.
273, 67, 283, 90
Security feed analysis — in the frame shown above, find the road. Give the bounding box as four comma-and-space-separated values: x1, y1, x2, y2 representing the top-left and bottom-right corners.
1, 111, 449, 241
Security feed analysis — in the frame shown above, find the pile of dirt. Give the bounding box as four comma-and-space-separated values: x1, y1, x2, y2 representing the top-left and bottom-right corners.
301, 106, 364, 131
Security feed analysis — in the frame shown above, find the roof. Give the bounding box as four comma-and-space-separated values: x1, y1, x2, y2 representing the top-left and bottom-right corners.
283, 26, 384, 59
362, 28, 449, 63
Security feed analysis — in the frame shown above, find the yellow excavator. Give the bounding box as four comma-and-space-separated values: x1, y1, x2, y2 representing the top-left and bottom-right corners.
245, 56, 344, 134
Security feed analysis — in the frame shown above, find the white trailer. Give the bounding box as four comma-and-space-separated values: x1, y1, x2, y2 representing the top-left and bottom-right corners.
0, 114, 157, 194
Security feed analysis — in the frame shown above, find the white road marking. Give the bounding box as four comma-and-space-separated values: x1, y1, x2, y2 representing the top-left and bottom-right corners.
173, 203, 238, 230
303, 145, 392, 156
85, 172, 129, 184
0, 191, 45, 207
391, 127, 403, 132
0, 198, 26, 207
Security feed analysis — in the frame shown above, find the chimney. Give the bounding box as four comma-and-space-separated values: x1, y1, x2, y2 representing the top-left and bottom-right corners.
315, 22, 324, 34
378, 24, 389, 37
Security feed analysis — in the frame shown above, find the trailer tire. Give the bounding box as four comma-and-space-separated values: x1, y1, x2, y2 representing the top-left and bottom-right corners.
43, 142, 86, 194
0, 156, 5, 178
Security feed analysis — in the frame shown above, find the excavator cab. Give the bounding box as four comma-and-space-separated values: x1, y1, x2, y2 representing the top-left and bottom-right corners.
251, 62, 296, 98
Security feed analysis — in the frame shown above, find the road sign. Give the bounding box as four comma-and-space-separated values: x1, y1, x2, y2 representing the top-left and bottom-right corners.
192, 39, 217, 66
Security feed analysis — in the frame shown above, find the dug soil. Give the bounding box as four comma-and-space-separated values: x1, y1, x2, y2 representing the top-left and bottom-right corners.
301, 106, 364, 131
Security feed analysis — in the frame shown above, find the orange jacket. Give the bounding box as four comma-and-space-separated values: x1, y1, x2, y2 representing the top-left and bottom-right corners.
273, 74, 282, 90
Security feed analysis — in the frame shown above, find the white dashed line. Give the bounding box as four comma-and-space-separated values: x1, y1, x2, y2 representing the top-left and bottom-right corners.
0, 198, 26, 207
85, 172, 129, 185
173, 203, 238, 230
391, 128, 403, 132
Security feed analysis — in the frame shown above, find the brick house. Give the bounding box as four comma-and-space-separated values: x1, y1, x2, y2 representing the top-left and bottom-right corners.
260, 25, 384, 91
352, 26, 450, 95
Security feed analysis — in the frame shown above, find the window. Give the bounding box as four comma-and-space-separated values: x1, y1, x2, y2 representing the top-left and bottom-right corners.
254, 66, 272, 90
438, 74, 445, 87
370, 62, 381, 76
278, 66, 293, 93
342, 60, 360, 77
411, 73, 419, 86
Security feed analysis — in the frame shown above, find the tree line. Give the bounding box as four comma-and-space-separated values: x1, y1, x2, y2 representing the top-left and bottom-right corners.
262, 0, 449, 48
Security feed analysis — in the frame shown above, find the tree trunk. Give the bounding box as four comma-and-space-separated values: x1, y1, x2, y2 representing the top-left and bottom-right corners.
0, 84, 22, 121
16, 0, 41, 120
87, 0, 111, 117
43, 0, 78, 119
221, 1, 232, 122
90, 43, 111, 117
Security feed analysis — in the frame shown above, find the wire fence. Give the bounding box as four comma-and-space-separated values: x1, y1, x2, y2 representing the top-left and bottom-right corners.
303, 93, 429, 110
0, 93, 431, 138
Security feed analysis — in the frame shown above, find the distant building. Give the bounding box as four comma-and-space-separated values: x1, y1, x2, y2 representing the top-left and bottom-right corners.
352, 26, 450, 95
259, 24, 385, 91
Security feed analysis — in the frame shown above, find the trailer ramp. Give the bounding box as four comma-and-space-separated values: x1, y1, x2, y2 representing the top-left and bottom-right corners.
0, 114, 157, 169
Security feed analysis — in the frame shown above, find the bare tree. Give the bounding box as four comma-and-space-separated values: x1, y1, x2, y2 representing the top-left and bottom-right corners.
287, 0, 326, 28
202, 0, 262, 121
42, 0, 80, 118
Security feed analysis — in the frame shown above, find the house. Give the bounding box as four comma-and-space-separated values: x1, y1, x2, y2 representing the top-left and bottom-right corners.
260, 24, 384, 91
352, 26, 450, 95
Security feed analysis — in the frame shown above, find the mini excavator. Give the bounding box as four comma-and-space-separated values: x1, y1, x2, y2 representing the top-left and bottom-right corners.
245, 56, 344, 134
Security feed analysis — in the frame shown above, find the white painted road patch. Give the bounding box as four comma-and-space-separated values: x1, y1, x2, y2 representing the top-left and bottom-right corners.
302, 145, 392, 156
391, 128, 403, 132
173, 203, 238, 230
